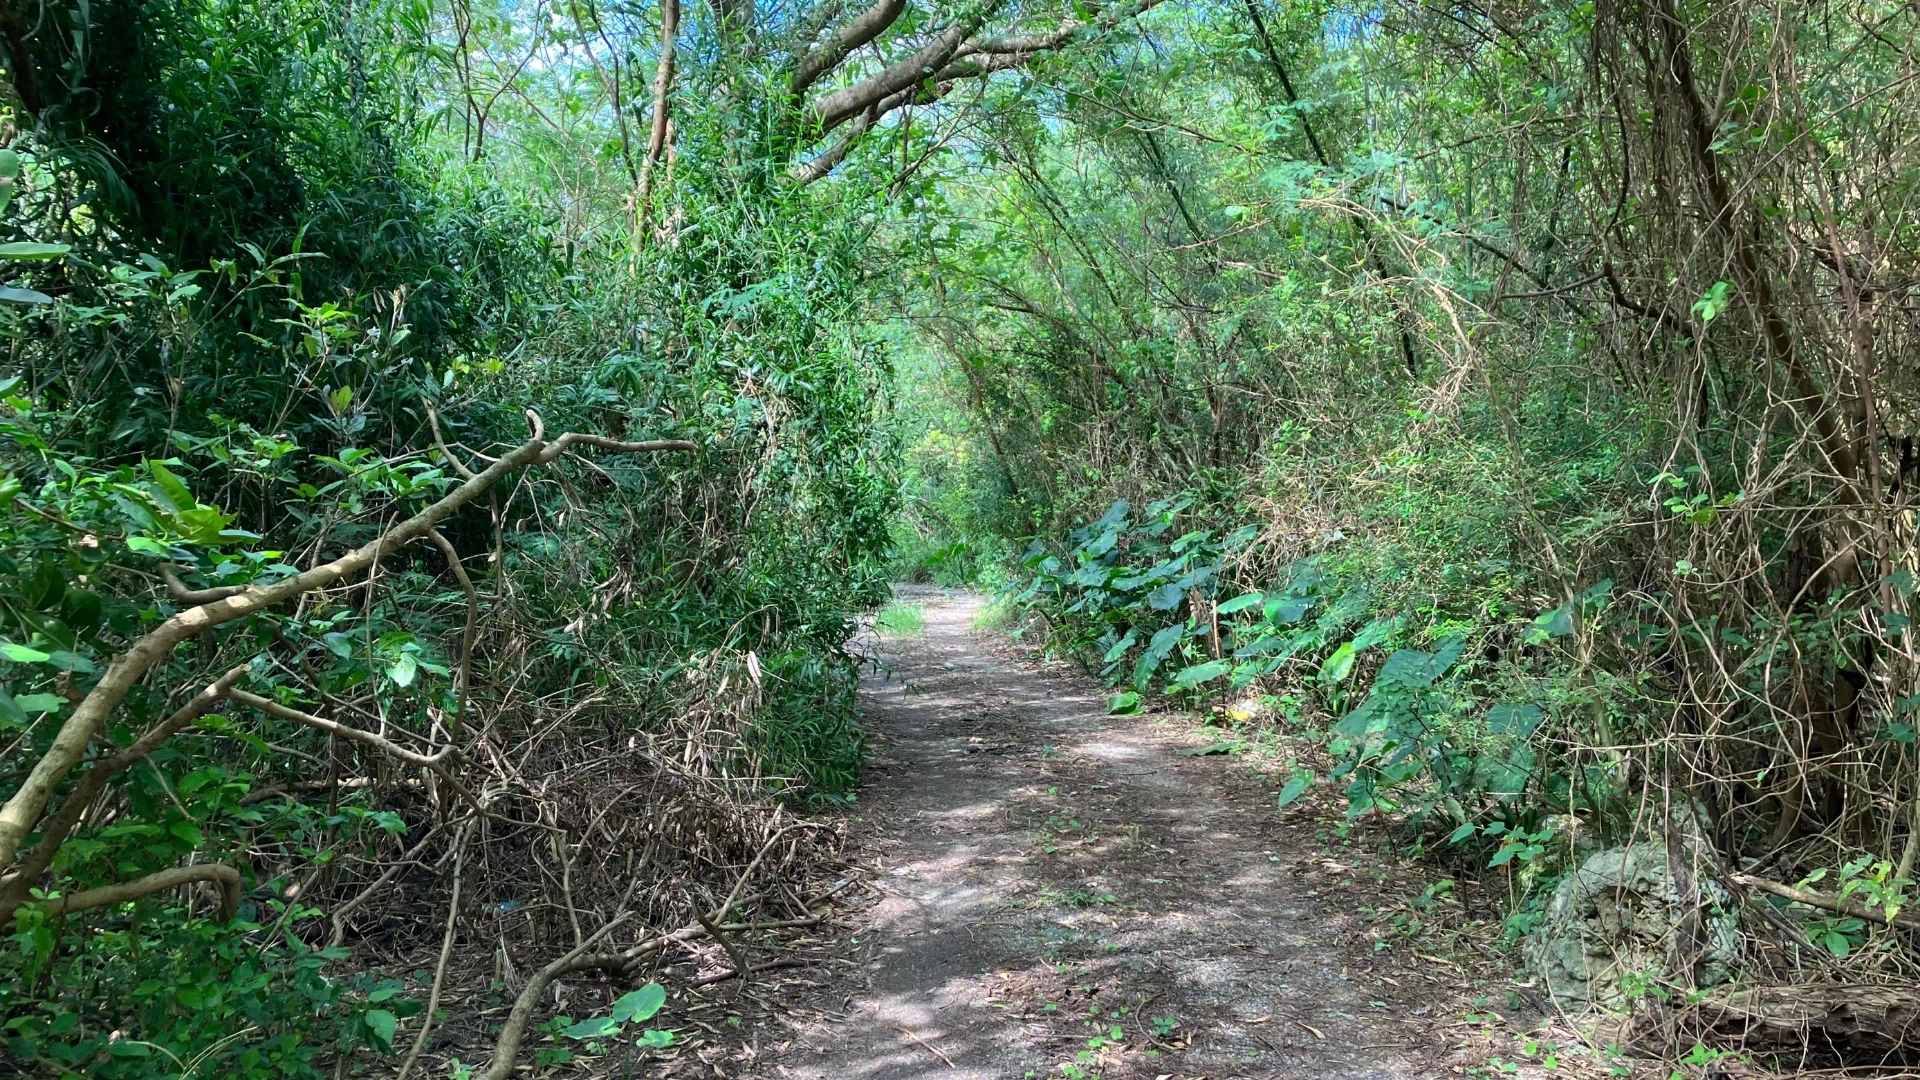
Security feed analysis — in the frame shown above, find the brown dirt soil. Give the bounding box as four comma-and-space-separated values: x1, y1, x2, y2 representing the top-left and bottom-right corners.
750, 587, 1514, 1080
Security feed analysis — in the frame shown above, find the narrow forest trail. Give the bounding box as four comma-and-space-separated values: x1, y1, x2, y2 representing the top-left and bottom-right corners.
770, 587, 1467, 1080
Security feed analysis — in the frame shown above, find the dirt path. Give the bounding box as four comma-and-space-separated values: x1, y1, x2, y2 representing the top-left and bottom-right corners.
770, 587, 1463, 1080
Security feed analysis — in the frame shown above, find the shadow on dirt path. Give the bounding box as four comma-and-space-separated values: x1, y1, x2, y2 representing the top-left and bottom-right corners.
769, 587, 1466, 1080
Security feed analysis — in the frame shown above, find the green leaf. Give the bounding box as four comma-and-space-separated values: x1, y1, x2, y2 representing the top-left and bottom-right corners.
1106, 690, 1142, 715
611, 983, 666, 1024
1170, 658, 1231, 689
148, 460, 197, 513
1531, 606, 1573, 639
1377, 639, 1465, 688
387, 653, 419, 688
561, 1016, 620, 1040
61, 590, 102, 630
1275, 770, 1314, 806
363, 1008, 398, 1050
0, 643, 51, 664
46, 650, 94, 674
1487, 704, 1544, 738
1145, 583, 1184, 611
1448, 822, 1478, 844
1691, 279, 1732, 323
0, 287, 52, 305
1133, 624, 1186, 688
0, 691, 26, 724
1101, 630, 1137, 663
1349, 616, 1394, 652
108, 1041, 153, 1057
169, 820, 203, 847
14, 693, 66, 713
0, 242, 71, 261
1177, 739, 1240, 757
1265, 595, 1313, 625
1318, 641, 1356, 684
638, 1029, 675, 1048
1332, 695, 1389, 738
1216, 591, 1264, 615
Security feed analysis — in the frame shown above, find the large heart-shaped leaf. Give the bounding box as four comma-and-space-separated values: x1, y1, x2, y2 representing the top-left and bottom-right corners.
611, 983, 666, 1024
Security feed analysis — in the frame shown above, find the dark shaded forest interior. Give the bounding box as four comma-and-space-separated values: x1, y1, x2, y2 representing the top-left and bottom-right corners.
0, 0, 1918, 1075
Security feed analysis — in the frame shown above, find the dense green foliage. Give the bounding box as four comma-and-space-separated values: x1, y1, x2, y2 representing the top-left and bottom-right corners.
0, 0, 910, 1071
3, 0, 1919, 1068
892, 0, 1920, 990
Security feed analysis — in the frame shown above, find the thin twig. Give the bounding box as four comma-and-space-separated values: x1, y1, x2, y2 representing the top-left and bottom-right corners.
396, 824, 470, 1080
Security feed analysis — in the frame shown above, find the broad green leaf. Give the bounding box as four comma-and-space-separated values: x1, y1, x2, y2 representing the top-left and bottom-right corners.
1265, 595, 1313, 625
363, 1008, 398, 1049
1487, 703, 1544, 738
1318, 641, 1356, 684
1377, 639, 1464, 688
148, 460, 197, 513
14, 693, 66, 713
46, 650, 94, 674
561, 1016, 620, 1040
638, 1029, 675, 1048
1177, 739, 1240, 756
1531, 606, 1573, 638
1133, 624, 1186, 688
1106, 690, 1142, 715
1275, 770, 1313, 806
1332, 695, 1388, 738
1101, 630, 1137, 663
0, 242, 71, 261
1216, 591, 1264, 615
1349, 615, 1394, 652
387, 653, 419, 688
611, 983, 666, 1023
1145, 583, 1184, 611
0, 287, 52, 305
0, 643, 51, 663
1171, 658, 1231, 689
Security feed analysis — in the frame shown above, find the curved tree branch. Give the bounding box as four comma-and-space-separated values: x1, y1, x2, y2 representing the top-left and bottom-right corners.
0, 665, 251, 920
792, 0, 906, 97
789, 0, 1170, 182
161, 564, 246, 604
0, 412, 694, 873
808, 14, 990, 134
229, 690, 458, 769
29, 863, 243, 922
